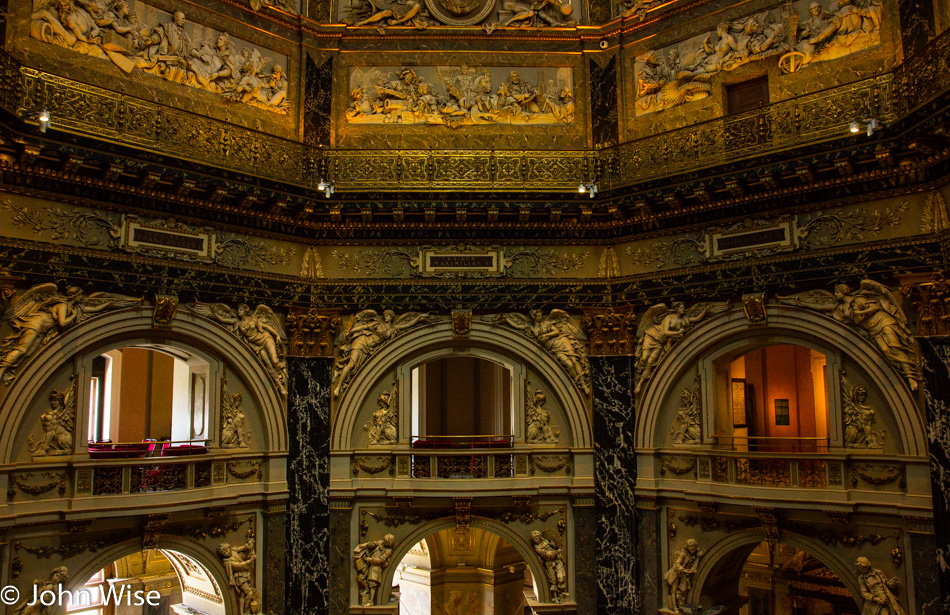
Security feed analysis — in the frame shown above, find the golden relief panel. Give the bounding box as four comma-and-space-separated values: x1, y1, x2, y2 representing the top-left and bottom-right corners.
29, 0, 289, 114
347, 66, 574, 127
635, 0, 882, 115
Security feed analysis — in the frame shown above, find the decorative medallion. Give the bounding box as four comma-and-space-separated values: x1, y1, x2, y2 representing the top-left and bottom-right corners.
425, 0, 496, 25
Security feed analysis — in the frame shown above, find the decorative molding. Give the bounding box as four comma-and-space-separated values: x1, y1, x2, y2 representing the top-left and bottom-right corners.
529, 454, 570, 475
742, 293, 767, 326
659, 457, 697, 477
352, 456, 394, 475
452, 309, 472, 338
153, 294, 178, 328
902, 273, 950, 336
7, 472, 67, 500
286, 308, 340, 358
850, 464, 905, 490
226, 460, 264, 481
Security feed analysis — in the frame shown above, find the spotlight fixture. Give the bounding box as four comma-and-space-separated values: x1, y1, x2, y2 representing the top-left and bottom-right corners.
317, 179, 335, 198
849, 118, 880, 137
577, 182, 598, 198
37, 109, 50, 133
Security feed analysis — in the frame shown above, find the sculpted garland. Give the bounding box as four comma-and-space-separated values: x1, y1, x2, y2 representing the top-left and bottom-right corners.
30, 2, 289, 114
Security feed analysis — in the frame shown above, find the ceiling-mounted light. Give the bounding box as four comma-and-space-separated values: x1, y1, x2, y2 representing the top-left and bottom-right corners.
849, 121, 861, 133
37, 109, 50, 133
578, 182, 586, 193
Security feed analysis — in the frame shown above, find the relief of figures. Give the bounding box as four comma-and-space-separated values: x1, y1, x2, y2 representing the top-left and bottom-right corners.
841, 373, 885, 449
186, 302, 287, 396
779, 280, 922, 390
365, 382, 398, 445
670, 384, 701, 445
30, 1, 290, 114
0, 283, 140, 385
525, 382, 560, 444
27, 386, 75, 457
635, 0, 881, 115
635, 301, 728, 394
486, 309, 591, 395
342, 0, 573, 30
221, 382, 252, 449
347, 66, 574, 126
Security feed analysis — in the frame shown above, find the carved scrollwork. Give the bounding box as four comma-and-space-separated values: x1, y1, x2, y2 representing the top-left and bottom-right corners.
226, 460, 264, 481
850, 464, 905, 490
352, 456, 394, 475
7, 472, 67, 500
530, 454, 570, 475
659, 457, 697, 477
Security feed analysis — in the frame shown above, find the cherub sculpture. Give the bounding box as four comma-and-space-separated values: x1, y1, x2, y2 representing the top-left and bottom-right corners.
635, 301, 728, 394
525, 382, 559, 444
487, 309, 591, 395
365, 382, 398, 445
0, 283, 139, 384
28, 386, 75, 456
186, 302, 287, 395
841, 374, 885, 448
333, 309, 433, 397
779, 280, 921, 390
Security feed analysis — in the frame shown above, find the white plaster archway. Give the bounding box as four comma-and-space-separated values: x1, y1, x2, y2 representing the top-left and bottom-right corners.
332, 320, 592, 450
0, 307, 287, 463
689, 528, 862, 610
635, 306, 925, 457
373, 516, 554, 605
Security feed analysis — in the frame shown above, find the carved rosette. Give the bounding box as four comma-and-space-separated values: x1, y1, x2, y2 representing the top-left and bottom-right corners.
584, 307, 635, 356
286, 308, 341, 357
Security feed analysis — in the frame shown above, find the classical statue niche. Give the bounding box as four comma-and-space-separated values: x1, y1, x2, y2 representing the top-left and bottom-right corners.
185, 302, 287, 396
354, 533, 395, 606
779, 279, 922, 390
0, 283, 140, 385
12, 566, 69, 615
346, 66, 575, 127
221, 380, 252, 449
634, 301, 728, 394
342, 0, 574, 30
663, 539, 704, 614
218, 533, 262, 615
525, 381, 560, 444
855, 556, 905, 615
531, 529, 569, 603
841, 373, 885, 449
486, 309, 591, 395
29, 1, 289, 114
27, 385, 75, 457
333, 309, 434, 397
634, 0, 882, 114
670, 381, 701, 445
364, 382, 398, 445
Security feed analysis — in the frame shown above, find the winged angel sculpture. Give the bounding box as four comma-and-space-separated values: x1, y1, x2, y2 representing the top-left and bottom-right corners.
333, 310, 433, 397
779, 280, 921, 390
186, 302, 287, 395
0, 283, 140, 385
487, 310, 590, 395
635, 301, 729, 394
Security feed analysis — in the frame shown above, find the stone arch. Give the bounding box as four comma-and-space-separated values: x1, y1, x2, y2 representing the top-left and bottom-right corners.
332, 320, 592, 450
635, 305, 925, 456
62, 534, 238, 615
0, 306, 287, 463
374, 516, 552, 605
689, 528, 861, 610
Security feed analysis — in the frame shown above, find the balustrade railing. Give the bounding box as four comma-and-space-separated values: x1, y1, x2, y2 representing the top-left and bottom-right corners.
351, 449, 575, 480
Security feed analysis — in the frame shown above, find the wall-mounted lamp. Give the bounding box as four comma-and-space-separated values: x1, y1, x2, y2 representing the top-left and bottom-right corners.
37, 109, 50, 133
578, 181, 598, 198
850, 118, 880, 137
316, 178, 335, 198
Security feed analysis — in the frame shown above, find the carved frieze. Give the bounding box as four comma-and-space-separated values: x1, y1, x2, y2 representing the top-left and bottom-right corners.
29, 1, 290, 114
635, 0, 882, 114
341, 0, 575, 30
346, 66, 574, 126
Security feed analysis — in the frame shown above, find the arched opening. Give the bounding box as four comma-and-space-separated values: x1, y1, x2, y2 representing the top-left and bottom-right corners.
87, 345, 211, 458
387, 527, 533, 615
697, 540, 859, 615
410, 356, 513, 447
714, 344, 829, 452
69, 549, 224, 615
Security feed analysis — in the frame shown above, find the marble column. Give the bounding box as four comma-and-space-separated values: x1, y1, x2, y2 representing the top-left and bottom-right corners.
304, 55, 333, 148
263, 507, 287, 615
286, 357, 332, 615
593, 356, 639, 614
898, 0, 935, 59
573, 505, 597, 613
328, 508, 351, 615
918, 339, 950, 615
589, 56, 619, 150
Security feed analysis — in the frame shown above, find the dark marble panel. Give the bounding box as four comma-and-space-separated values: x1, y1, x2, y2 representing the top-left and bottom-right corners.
918, 339, 950, 615
637, 507, 660, 615
287, 357, 333, 615
263, 510, 287, 615
589, 56, 619, 149
305, 55, 333, 148
593, 356, 639, 614
308, 0, 332, 22
574, 506, 598, 613
329, 509, 352, 615
587, 0, 612, 24
910, 532, 942, 615
899, 0, 936, 59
